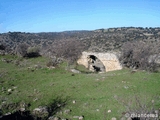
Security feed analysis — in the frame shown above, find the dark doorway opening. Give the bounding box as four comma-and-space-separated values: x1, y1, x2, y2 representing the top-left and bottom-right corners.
92, 66, 101, 72
89, 55, 97, 61
88, 55, 105, 72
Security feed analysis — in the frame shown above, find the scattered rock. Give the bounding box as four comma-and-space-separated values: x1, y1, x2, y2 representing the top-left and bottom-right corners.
7, 89, 12, 92
19, 108, 25, 112
33, 106, 49, 118
33, 98, 38, 102
73, 116, 79, 119
13, 86, 17, 89
2, 101, 6, 104
96, 109, 99, 111
50, 66, 55, 69
64, 109, 71, 114
120, 117, 126, 120
70, 69, 81, 73
73, 115, 84, 119
1, 58, 6, 62
34, 65, 42, 69
127, 117, 132, 120
47, 66, 55, 70
107, 110, 111, 113
155, 110, 159, 114
84, 103, 88, 106
50, 83, 54, 86
131, 69, 137, 74
122, 81, 126, 83
57, 103, 61, 107
48, 116, 54, 120
0, 51, 5, 55
111, 117, 117, 120
27, 67, 32, 70
48, 116, 60, 120
99, 70, 105, 74
124, 86, 129, 89
4, 112, 11, 116
72, 100, 76, 104
78, 116, 84, 120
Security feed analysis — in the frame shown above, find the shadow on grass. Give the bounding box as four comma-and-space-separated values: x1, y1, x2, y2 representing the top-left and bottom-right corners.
0, 111, 34, 120
47, 96, 69, 118
80, 71, 94, 74
0, 97, 69, 120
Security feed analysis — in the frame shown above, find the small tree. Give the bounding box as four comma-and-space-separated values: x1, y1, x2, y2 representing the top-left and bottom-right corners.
26, 46, 41, 58
16, 43, 29, 57
16, 44, 40, 58
50, 39, 85, 67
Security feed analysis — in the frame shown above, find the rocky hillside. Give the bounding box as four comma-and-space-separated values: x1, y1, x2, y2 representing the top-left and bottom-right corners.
0, 27, 160, 54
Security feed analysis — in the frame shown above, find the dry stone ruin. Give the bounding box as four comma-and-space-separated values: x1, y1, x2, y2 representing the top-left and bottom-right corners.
77, 51, 122, 72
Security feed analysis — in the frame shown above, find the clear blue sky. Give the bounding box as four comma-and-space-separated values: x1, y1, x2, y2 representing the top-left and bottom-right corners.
0, 0, 160, 33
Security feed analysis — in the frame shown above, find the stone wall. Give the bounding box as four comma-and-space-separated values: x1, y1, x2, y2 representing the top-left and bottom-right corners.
77, 51, 122, 72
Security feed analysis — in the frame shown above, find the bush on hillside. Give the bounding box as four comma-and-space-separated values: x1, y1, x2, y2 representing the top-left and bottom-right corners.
46, 56, 63, 67
16, 43, 29, 57
0, 44, 6, 50
16, 44, 40, 58
26, 46, 41, 58
120, 41, 160, 72
47, 39, 85, 67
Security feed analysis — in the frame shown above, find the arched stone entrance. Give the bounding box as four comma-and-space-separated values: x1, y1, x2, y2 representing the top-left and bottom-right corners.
77, 52, 122, 72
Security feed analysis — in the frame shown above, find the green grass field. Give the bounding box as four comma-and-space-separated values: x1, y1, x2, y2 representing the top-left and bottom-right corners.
0, 55, 160, 120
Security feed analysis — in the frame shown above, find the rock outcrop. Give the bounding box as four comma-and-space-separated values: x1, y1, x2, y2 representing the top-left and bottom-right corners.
77, 52, 122, 72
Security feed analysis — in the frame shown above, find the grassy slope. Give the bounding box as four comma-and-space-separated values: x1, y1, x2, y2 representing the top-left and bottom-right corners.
0, 55, 160, 120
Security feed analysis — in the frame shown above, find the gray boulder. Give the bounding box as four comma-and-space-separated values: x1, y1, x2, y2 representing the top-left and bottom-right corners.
70, 69, 81, 73
33, 106, 49, 119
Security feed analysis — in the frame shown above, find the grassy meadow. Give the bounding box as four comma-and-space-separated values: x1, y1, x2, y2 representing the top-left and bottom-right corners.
0, 55, 160, 120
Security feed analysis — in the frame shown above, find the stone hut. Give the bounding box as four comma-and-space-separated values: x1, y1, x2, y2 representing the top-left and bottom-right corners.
77, 51, 122, 72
